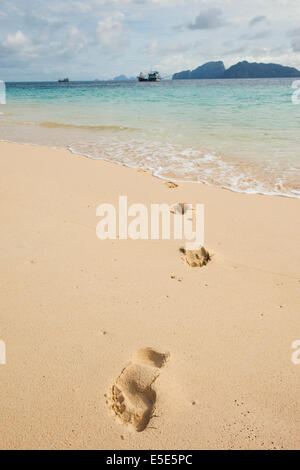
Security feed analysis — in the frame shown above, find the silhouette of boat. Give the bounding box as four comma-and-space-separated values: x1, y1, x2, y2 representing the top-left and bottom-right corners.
58, 78, 69, 83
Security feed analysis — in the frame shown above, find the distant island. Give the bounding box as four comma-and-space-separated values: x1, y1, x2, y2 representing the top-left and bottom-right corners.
173, 61, 225, 80
173, 61, 300, 80
113, 75, 136, 81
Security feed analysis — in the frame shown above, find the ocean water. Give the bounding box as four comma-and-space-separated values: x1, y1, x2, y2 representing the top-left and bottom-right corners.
0, 79, 299, 198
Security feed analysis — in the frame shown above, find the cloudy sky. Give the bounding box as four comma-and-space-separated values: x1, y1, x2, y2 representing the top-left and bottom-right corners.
0, 0, 299, 81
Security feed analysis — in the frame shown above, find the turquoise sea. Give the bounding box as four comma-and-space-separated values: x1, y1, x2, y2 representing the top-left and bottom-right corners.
0, 78, 299, 198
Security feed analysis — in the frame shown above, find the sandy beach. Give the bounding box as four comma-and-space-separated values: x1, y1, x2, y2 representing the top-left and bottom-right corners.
0, 141, 299, 450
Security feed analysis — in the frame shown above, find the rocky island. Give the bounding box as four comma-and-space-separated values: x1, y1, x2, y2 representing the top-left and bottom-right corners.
173, 60, 300, 79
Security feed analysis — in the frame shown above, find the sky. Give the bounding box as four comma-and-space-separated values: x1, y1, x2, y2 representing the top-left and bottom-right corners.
0, 0, 299, 81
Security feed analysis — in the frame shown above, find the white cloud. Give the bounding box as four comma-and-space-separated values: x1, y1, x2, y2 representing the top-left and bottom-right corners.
64, 26, 88, 55
3, 30, 28, 49
186, 8, 226, 30
0, 30, 35, 61
96, 12, 128, 53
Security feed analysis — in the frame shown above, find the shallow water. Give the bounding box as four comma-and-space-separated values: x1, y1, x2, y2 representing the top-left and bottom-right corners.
1, 79, 300, 198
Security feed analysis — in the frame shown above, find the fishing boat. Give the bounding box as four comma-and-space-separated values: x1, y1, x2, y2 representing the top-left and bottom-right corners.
58, 78, 69, 83
137, 71, 161, 82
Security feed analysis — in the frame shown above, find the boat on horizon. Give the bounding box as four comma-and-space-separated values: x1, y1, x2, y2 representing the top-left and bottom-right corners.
137, 71, 161, 82
58, 78, 69, 83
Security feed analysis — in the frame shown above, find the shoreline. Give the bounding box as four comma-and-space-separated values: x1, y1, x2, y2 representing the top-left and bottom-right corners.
0, 141, 299, 449
0, 132, 299, 200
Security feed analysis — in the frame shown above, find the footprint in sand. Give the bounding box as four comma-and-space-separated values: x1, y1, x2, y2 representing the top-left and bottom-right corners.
170, 202, 186, 215
109, 348, 170, 432
165, 181, 178, 189
180, 246, 211, 267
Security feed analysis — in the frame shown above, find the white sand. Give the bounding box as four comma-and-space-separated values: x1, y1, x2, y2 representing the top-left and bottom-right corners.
0, 142, 299, 449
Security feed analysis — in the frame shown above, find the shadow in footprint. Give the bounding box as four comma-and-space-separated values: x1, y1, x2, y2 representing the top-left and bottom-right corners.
110, 348, 169, 432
